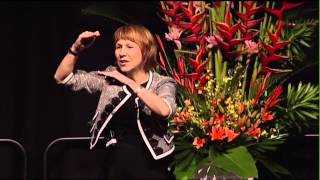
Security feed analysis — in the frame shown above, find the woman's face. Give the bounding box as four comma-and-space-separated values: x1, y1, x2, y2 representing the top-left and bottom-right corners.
115, 39, 144, 74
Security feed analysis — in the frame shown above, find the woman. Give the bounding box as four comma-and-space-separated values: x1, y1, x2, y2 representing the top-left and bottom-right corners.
54, 24, 176, 179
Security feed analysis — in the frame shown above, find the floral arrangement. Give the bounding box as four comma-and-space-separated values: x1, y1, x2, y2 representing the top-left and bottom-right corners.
156, 1, 318, 179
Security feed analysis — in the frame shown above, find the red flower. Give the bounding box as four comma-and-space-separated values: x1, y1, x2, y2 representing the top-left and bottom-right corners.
261, 109, 274, 123
253, 72, 271, 106
224, 127, 239, 142
209, 127, 225, 141
193, 137, 206, 149
264, 86, 283, 110
246, 127, 261, 141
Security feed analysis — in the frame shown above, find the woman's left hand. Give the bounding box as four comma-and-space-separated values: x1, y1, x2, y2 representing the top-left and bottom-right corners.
97, 70, 131, 85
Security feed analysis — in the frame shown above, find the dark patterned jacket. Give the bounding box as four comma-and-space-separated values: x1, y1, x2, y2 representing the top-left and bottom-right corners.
61, 65, 177, 160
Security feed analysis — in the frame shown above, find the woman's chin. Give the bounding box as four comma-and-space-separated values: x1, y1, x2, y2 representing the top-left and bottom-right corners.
118, 66, 131, 73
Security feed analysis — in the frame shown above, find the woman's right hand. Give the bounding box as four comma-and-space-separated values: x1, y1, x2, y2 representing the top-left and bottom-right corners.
70, 30, 101, 54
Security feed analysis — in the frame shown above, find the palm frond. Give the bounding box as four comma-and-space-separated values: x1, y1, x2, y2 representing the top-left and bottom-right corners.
284, 19, 318, 62
276, 83, 319, 133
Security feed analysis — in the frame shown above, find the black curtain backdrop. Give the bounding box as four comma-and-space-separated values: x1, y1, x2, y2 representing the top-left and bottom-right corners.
0, 1, 318, 180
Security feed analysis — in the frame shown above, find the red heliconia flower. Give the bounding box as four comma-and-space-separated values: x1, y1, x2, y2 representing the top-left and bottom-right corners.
191, 12, 205, 24
264, 2, 304, 20
264, 86, 283, 110
162, 1, 183, 17
214, 34, 231, 51
199, 72, 209, 86
181, 1, 194, 20
191, 19, 205, 35
166, 1, 183, 10
260, 40, 278, 55
243, 1, 256, 10
195, 60, 208, 75
176, 57, 186, 74
246, 18, 264, 29
282, 2, 304, 11
186, 79, 196, 94
173, 70, 183, 85
259, 51, 289, 66
243, 31, 259, 41
181, 34, 197, 43
156, 35, 170, 73
189, 47, 206, 70
215, 22, 241, 41
264, 2, 303, 39
253, 71, 271, 106
237, 6, 262, 22
178, 21, 193, 30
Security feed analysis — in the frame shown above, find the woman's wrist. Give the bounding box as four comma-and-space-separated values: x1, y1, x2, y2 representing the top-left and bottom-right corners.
68, 48, 78, 56
69, 43, 82, 56
127, 80, 143, 95
134, 86, 144, 95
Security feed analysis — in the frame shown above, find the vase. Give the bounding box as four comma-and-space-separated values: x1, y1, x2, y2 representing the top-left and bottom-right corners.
195, 164, 254, 180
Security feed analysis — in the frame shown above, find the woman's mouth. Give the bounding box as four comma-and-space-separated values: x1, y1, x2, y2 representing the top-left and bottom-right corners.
118, 60, 129, 66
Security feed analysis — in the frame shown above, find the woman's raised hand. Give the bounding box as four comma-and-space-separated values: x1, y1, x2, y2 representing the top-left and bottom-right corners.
71, 31, 101, 53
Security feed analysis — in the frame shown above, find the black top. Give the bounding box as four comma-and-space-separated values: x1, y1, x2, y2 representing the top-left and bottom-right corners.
106, 82, 148, 139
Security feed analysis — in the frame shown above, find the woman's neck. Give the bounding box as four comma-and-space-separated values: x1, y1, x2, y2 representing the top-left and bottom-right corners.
127, 70, 149, 85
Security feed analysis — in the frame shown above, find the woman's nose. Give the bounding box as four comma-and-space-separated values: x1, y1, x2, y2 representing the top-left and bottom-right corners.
118, 47, 127, 56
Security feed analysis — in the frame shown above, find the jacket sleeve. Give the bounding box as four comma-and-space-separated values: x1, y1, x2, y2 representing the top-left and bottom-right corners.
156, 77, 177, 119
61, 70, 107, 94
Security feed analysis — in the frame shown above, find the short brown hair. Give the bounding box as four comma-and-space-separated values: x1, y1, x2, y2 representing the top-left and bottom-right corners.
113, 24, 158, 72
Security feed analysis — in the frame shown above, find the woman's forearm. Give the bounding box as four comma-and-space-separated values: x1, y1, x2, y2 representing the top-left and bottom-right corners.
54, 31, 100, 83
54, 50, 79, 83
127, 81, 171, 118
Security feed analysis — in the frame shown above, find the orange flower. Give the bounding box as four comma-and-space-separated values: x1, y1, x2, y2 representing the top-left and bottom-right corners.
192, 137, 206, 149
173, 111, 190, 126
261, 109, 274, 122
237, 103, 245, 114
246, 120, 262, 141
246, 127, 261, 141
209, 127, 225, 141
224, 127, 239, 142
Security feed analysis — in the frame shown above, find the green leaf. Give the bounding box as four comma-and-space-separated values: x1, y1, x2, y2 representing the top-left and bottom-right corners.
279, 83, 319, 132
174, 154, 198, 180
212, 146, 258, 178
